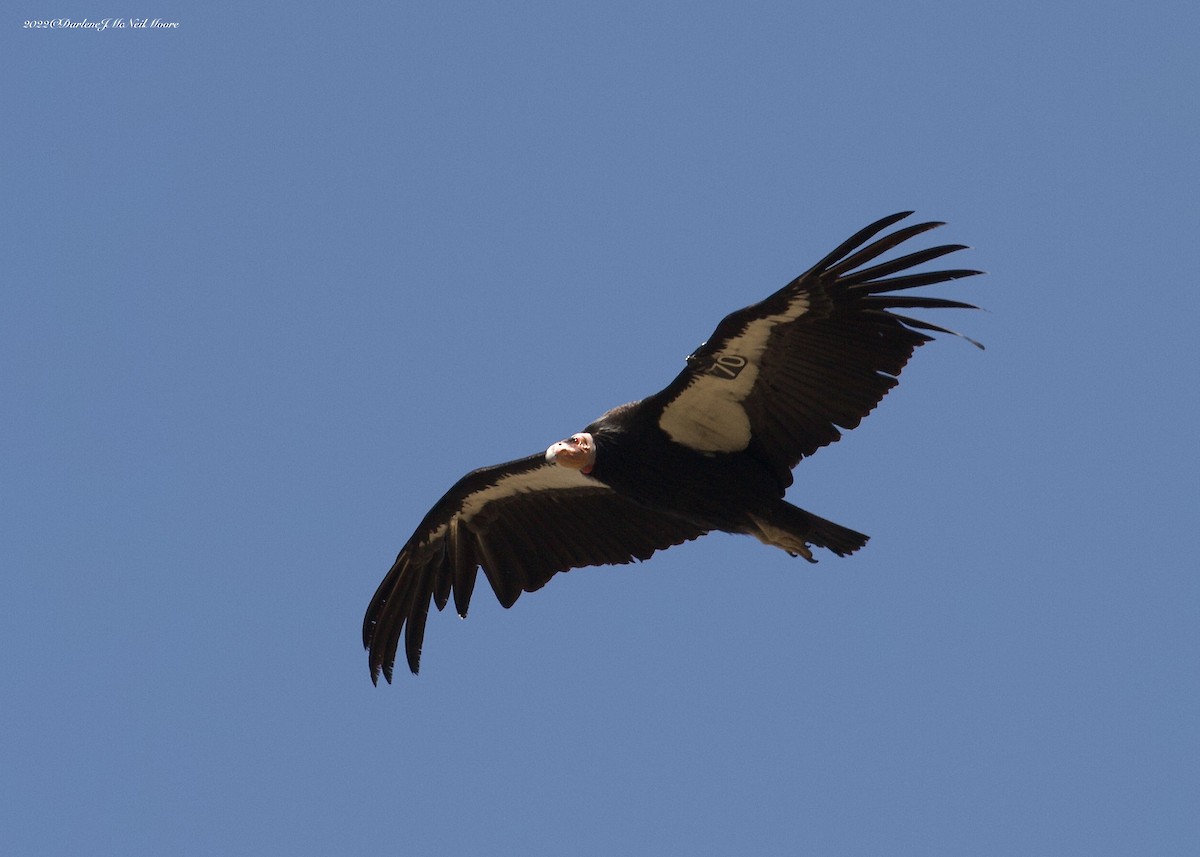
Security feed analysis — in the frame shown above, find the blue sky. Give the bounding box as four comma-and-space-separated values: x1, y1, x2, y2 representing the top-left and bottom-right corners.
3, 3, 1197, 854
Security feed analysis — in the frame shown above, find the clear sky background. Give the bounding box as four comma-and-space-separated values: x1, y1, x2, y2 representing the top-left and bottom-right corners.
3, 3, 1197, 854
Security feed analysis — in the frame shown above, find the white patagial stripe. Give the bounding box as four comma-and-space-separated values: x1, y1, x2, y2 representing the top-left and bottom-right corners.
422, 462, 608, 547
659, 293, 810, 452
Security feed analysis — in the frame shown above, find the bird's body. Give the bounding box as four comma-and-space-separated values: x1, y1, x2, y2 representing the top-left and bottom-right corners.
581, 402, 862, 558
364, 212, 982, 683
588, 402, 782, 532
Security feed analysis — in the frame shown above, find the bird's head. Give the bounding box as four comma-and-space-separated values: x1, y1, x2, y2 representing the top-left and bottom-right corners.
545, 432, 596, 474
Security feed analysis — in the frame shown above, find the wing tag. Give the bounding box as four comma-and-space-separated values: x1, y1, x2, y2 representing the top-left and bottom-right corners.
708, 353, 747, 380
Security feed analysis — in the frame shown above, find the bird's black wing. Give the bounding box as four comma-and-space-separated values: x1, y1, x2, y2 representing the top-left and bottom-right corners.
650, 212, 982, 479
363, 453, 706, 682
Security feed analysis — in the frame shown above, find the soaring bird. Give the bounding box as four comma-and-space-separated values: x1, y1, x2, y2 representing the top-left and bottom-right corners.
364, 212, 981, 683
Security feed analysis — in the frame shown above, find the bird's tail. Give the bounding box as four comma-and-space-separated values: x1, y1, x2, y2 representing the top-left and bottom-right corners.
748, 502, 869, 562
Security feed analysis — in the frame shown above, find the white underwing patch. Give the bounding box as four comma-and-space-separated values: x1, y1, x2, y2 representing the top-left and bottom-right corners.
659, 293, 810, 452
423, 463, 608, 545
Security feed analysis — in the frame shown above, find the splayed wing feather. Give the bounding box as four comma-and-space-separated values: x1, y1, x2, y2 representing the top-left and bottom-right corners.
833, 238, 961, 283
807, 211, 916, 274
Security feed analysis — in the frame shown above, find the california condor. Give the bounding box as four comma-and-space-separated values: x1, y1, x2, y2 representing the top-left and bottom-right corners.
364, 212, 982, 683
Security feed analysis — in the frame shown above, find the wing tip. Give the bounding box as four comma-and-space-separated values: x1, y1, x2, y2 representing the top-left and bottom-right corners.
405, 644, 423, 676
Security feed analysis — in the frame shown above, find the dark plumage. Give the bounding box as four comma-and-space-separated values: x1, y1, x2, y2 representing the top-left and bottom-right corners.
364, 212, 982, 683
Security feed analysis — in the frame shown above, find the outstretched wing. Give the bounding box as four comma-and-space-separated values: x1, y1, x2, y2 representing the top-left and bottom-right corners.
363, 453, 706, 683
654, 212, 982, 478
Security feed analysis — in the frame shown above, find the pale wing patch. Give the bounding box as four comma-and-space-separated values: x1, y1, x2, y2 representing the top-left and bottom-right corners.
659, 294, 810, 452
423, 463, 607, 546
658, 365, 756, 452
